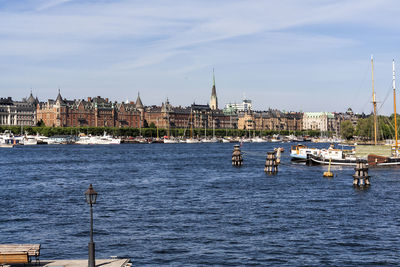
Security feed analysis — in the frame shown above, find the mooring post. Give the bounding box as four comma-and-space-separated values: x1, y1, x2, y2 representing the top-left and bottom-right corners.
232, 145, 243, 166
353, 159, 370, 187
264, 151, 278, 174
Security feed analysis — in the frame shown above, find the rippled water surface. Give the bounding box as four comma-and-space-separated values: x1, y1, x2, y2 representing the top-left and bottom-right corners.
1, 142, 400, 266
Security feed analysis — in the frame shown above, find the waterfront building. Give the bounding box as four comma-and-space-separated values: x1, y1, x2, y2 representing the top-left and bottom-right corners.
237, 112, 255, 130
145, 99, 237, 131
224, 99, 252, 113
0, 93, 38, 126
303, 112, 335, 132
237, 109, 302, 131
37, 91, 142, 127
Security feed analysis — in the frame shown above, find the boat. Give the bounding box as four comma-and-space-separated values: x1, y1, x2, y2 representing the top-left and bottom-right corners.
290, 144, 320, 162
186, 108, 201, 143
308, 57, 400, 166
201, 119, 219, 143
307, 145, 357, 166
271, 134, 280, 142
355, 58, 400, 166
0, 130, 18, 148
251, 136, 267, 143
76, 132, 120, 145
163, 136, 179, 143
94, 132, 121, 144
76, 135, 95, 145
22, 136, 38, 145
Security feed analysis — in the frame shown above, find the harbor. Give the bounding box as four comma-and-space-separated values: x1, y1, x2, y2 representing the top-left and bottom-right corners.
2, 0, 400, 265
1, 142, 400, 265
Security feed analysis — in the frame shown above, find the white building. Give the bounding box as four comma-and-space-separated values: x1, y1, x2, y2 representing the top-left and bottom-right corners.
0, 93, 38, 126
303, 112, 335, 132
225, 99, 252, 113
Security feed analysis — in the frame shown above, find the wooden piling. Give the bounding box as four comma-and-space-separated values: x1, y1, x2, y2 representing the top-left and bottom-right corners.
232, 145, 243, 166
264, 151, 278, 174
353, 159, 370, 187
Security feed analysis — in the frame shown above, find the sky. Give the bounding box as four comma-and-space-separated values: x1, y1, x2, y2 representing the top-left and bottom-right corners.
1, 0, 400, 114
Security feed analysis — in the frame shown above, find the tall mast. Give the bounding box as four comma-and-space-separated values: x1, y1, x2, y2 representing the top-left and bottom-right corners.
371, 55, 378, 145
190, 108, 193, 138
393, 59, 398, 149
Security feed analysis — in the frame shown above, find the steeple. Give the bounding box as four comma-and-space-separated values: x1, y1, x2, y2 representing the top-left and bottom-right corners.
27, 90, 36, 105
210, 68, 218, 110
135, 92, 144, 111
56, 89, 63, 102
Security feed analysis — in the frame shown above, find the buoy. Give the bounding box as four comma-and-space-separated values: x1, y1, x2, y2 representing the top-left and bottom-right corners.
323, 158, 333, 177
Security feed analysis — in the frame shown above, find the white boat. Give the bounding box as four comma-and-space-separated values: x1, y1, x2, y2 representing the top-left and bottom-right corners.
290, 144, 320, 161
76, 135, 95, 145
251, 137, 267, 143
222, 138, 231, 143
186, 138, 201, 143
22, 136, 38, 145
94, 132, 121, 144
164, 138, 179, 143
201, 137, 219, 143
0, 130, 19, 147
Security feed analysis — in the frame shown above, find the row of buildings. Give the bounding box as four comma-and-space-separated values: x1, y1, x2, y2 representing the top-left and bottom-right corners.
1, 75, 361, 135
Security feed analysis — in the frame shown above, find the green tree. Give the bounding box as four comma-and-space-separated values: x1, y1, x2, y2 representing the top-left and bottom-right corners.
340, 120, 354, 140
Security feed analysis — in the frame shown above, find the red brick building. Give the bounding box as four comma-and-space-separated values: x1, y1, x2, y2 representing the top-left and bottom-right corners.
37, 91, 143, 127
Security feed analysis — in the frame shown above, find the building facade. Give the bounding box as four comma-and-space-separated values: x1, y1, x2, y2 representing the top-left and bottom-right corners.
0, 93, 38, 126
237, 110, 303, 131
145, 99, 237, 132
224, 99, 252, 114
303, 112, 335, 132
37, 91, 142, 127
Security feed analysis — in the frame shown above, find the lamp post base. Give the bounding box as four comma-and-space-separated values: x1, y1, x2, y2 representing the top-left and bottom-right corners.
88, 242, 95, 267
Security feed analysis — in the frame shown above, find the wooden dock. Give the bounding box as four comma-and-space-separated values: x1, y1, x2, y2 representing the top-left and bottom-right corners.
39, 259, 131, 267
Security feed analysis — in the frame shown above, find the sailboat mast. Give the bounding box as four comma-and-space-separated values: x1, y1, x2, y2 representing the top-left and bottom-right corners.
371, 55, 378, 145
190, 108, 193, 138
393, 59, 398, 149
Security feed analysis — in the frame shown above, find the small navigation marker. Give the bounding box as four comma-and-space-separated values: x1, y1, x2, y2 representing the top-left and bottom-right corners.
323, 158, 333, 177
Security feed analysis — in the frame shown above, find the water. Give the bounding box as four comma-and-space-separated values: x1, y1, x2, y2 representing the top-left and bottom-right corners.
1, 142, 400, 266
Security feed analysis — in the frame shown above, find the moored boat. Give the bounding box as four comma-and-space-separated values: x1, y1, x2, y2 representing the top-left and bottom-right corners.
290, 144, 320, 162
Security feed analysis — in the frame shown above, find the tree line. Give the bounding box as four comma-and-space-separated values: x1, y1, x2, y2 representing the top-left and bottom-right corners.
340, 114, 399, 140
0, 125, 322, 138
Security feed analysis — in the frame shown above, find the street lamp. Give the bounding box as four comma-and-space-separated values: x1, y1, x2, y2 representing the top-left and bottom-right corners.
85, 184, 98, 267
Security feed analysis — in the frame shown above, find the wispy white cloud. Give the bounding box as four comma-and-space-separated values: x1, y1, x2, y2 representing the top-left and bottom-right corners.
36, 0, 72, 11
1, 0, 400, 112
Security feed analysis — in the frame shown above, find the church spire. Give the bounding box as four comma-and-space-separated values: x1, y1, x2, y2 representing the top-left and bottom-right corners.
213, 68, 215, 87
210, 68, 218, 110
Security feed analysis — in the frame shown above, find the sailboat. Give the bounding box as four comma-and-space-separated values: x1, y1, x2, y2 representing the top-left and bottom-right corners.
163, 113, 179, 143
202, 118, 218, 143
364, 58, 400, 166
186, 108, 201, 143
308, 57, 400, 166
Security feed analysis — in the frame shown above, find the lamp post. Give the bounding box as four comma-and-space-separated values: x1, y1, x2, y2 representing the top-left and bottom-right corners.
85, 184, 98, 267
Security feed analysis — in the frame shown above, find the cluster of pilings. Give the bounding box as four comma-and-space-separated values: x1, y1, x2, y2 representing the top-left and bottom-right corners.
232, 145, 243, 166
264, 151, 279, 174
353, 159, 370, 187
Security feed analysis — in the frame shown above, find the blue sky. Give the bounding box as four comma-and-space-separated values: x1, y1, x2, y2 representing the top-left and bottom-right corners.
1, 0, 400, 114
